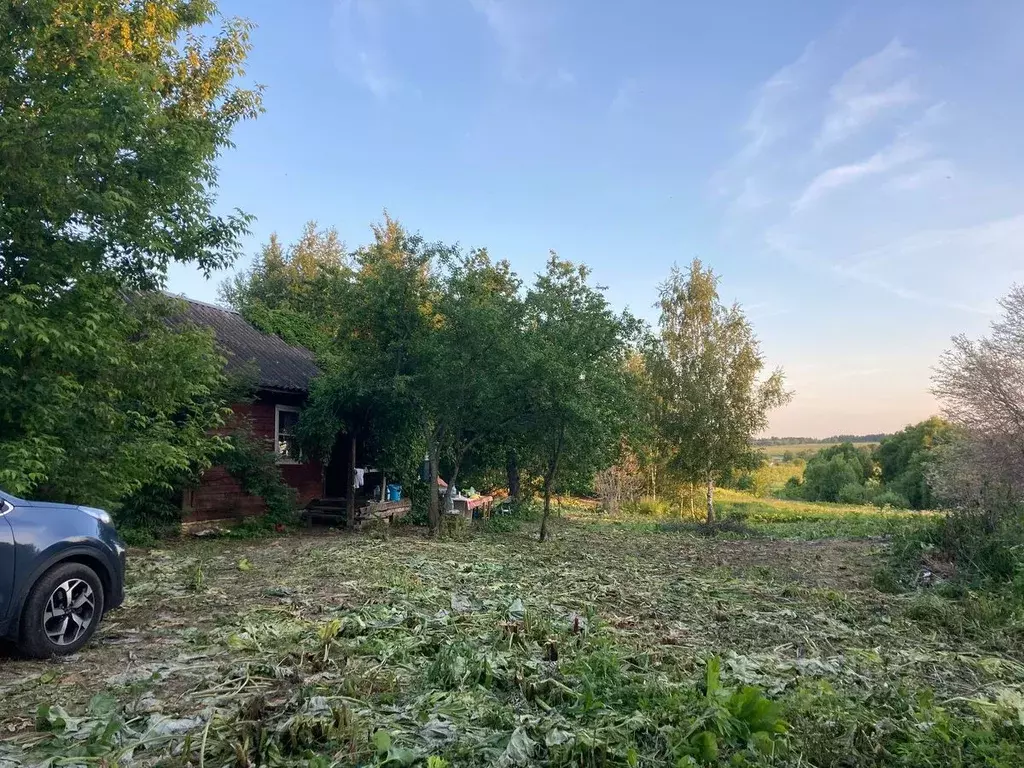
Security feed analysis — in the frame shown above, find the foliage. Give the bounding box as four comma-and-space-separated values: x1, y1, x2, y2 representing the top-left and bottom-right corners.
875, 417, 953, 509
0, 291, 230, 508
521, 255, 643, 540
1, 0, 262, 292
930, 284, 1024, 583
800, 453, 862, 503
872, 489, 910, 509
221, 425, 298, 524
1, 0, 260, 508
417, 244, 532, 531
221, 222, 350, 355
837, 482, 870, 505
649, 259, 790, 523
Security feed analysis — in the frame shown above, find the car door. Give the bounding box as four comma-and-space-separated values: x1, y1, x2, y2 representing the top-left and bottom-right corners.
0, 497, 15, 623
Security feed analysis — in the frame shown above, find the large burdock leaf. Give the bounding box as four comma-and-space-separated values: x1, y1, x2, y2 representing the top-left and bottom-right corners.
498, 726, 536, 766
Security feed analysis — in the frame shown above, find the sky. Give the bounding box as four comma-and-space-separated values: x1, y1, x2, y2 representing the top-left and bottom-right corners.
167, 0, 1024, 438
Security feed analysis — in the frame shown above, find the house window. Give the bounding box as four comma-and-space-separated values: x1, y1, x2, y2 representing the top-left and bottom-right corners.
275, 405, 301, 463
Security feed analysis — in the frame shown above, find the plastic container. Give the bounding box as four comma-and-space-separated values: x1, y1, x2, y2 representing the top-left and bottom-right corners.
386, 484, 402, 502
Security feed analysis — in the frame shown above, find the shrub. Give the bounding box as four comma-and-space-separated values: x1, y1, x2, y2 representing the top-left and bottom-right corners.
735, 473, 755, 492
801, 455, 860, 502
837, 482, 869, 505
221, 428, 297, 525
873, 490, 910, 509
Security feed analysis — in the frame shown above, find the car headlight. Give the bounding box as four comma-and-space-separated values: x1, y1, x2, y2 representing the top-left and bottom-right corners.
80, 506, 113, 525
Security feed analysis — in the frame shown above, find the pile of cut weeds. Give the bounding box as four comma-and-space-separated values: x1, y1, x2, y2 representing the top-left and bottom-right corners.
1, 520, 1022, 766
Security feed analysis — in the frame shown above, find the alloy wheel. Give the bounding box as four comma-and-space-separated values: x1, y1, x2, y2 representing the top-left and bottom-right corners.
43, 578, 95, 646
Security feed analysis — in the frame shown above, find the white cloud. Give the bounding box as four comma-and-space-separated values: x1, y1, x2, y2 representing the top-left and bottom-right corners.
470, 0, 556, 84
816, 39, 918, 149
550, 67, 576, 89
710, 44, 815, 203
739, 43, 816, 162
791, 139, 930, 212
331, 0, 403, 100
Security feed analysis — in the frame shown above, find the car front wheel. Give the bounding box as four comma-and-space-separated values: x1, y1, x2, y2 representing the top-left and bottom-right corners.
18, 562, 105, 658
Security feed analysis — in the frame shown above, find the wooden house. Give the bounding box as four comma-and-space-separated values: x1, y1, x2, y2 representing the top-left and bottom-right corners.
175, 298, 410, 526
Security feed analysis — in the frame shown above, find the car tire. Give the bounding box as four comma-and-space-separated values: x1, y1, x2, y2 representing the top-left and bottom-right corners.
18, 562, 105, 659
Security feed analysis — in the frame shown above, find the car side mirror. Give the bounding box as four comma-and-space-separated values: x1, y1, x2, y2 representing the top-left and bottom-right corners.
0, 500, 12, 516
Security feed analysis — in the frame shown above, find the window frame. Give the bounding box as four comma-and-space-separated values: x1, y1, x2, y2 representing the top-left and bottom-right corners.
274, 404, 302, 464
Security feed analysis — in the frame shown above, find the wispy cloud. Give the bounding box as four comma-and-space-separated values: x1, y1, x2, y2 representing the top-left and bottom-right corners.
792, 138, 930, 212
885, 158, 954, 191
331, 0, 403, 100
710, 44, 815, 202
816, 39, 918, 149
470, 0, 563, 85
738, 43, 816, 163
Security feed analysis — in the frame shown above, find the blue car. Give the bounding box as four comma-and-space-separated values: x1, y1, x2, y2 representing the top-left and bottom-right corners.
0, 489, 126, 658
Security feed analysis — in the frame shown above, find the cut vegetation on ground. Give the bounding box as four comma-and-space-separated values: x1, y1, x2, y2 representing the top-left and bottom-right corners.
2, 504, 1022, 767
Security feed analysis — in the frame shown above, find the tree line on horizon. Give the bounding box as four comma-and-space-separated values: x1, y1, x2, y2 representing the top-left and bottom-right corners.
754, 433, 889, 446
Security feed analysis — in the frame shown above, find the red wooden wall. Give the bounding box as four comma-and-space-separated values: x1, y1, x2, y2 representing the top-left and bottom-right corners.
184, 397, 323, 523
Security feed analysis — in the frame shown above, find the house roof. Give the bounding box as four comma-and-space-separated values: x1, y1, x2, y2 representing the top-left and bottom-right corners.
173, 297, 319, 394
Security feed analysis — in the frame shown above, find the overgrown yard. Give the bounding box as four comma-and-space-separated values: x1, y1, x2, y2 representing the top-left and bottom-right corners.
2, 510, 1023, 766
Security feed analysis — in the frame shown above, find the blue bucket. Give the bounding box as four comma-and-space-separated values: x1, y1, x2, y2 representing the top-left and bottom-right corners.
386, 484, 402, 502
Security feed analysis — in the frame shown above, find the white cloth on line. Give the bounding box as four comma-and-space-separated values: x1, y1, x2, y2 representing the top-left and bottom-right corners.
354, 468, 365, 489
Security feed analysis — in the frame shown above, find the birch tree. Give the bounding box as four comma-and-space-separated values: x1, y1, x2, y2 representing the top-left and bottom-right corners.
650, 260, 790, 523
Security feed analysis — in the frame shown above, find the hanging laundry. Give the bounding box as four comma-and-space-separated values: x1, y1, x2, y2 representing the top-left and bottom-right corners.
354, 467, 365, 489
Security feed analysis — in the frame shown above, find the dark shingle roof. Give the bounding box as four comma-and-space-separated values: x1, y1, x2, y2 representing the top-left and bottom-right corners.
174, 297, 319, 393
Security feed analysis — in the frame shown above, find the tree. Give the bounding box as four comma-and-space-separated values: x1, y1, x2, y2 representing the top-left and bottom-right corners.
521, 255, 641, 541
875, 417, 952, 509
802, 455, 861, 503
1, 0, 261, 506
294, 217, 433, 529
221, 222, 349, 355
930, 285, 1024, 573
0, 288, 230, 508
415, 248, 530, 532
650, 260, 790, 523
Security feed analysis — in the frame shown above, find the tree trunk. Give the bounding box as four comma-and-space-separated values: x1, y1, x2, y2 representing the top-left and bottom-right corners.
539, 477, 552, 542
346, 434, 357, 529
506, 449, 521, 502
706, 475, 715, 525
427, 443, 440, 536
689, 482, 695, 519
539, 427, 564, 542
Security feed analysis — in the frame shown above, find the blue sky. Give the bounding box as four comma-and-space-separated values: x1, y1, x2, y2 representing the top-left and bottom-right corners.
167, 0, 1024, 437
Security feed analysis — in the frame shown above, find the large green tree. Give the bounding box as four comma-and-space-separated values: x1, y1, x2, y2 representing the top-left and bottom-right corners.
221, 221, 349, 355
875, 417, 951, 509
522, 256, 641, 541
290, 217, 433, 528
650, 260, 790, 523
1, 0, 261, 505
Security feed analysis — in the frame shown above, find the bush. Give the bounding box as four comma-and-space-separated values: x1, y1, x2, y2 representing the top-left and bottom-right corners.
801, 455, 861, 502
837, 482, 869, 505
873, 490, 910, 509
221, 427, 298, 525
735, 473, 755, 492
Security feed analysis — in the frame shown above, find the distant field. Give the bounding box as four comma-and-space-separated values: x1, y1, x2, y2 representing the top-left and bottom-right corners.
758, 441, 879, 458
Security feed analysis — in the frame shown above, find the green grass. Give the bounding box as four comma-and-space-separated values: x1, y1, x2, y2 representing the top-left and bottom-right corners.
598, 489, 934, 540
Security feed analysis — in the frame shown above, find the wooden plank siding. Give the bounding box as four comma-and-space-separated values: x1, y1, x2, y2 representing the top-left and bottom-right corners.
184, 397, 323, 523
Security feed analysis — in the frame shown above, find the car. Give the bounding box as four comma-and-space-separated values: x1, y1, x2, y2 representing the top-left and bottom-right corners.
0, 488, 126, 658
